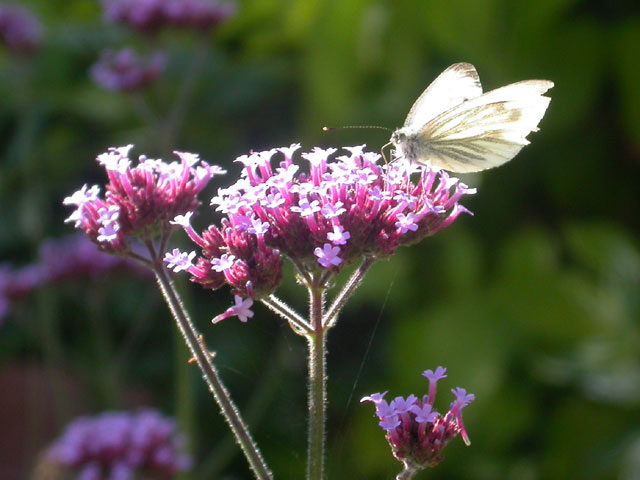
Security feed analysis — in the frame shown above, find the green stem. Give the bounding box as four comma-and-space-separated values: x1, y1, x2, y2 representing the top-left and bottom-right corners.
261, 295, 311, 335
324, 256, 375, 328
396, 462, 420, 480
306, 285, 326, 480
153, 264, 272, 480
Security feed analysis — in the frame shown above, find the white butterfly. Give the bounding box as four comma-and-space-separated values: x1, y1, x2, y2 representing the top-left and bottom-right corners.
391, 63, 553, 173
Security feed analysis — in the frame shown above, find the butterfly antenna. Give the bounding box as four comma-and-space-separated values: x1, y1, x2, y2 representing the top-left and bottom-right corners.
322, 125, 392, 132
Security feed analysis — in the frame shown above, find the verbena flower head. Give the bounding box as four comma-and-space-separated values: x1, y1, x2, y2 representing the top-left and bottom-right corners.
361, 367, 475, 472
0, 4, 42, 55
102, 0, 236, 34
45, 409, 191, 479
168, 145, 474, 319
91, 48, 166, 92
64, 146, 224, 255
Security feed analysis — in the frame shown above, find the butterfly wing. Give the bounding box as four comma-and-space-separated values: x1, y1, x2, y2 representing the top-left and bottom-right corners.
413, 80, 554, 173
403, 63, 483, 131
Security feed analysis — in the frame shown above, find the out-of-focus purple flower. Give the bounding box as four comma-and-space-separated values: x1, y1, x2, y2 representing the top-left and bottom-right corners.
361, 367, 475, 471
91, 48, 166, 92
0, 4, 42, 55
168, 145, 474, 320
64, 146, 223, 255
102, 0, 236, 34
0, 265, 35, 324
46, 409, 192, 479
0, 234, 148, 323
38, 233, 147, 282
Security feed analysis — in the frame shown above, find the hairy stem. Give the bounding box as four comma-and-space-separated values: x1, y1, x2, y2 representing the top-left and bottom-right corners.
306, 285, 326, 480
153, 264, 272, 480
261, 294, 311, 335
396, 462, 420, 480
324, 256, 375, 328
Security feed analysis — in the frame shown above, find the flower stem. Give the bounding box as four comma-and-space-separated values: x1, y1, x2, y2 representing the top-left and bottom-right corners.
324, 256, 375, 328
153, 264, 273, 480
396, 463, 419, 480
261, 294, 311, 335
306, 285, 326, 480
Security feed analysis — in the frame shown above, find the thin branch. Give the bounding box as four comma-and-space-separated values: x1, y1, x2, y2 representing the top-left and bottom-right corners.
324, 256, 375, 328
126, 250, 154, 267
396, 463, 419, 480
260, 295, 312, 335
290, 257, 313, 286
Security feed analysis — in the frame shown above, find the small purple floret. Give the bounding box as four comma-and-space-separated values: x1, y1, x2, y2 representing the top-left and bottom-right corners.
164, 249, 196, 273
314, 243, 343, 268
212, 295, 254, 323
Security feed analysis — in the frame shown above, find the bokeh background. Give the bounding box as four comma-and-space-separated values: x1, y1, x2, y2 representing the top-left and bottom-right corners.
1, 0, 639, 479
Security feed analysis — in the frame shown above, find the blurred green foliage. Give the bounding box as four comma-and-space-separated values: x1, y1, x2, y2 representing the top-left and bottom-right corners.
0, 0, 639, 479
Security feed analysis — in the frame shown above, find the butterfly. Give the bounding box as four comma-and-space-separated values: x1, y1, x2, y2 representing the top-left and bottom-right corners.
390, 62, 553, 173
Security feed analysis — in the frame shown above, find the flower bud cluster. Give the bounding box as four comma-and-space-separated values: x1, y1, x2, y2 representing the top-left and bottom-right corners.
64, 146, 224, 254
91, 48, 166, 92
0, 4, 42, 55
362, 367, 475, 470
45, 409, 191, 479
167, 145, 474, 305
102, 0, 236, 34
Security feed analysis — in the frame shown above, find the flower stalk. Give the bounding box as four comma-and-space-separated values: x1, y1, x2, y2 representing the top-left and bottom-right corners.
306, 284, 327, 480
324, 256, 375, 328
396, 463, 419, 480
153, 261, 273, 480
261, 294, 311, 334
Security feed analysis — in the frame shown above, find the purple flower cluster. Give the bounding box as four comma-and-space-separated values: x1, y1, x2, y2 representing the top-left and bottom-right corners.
0, 4, 42, 55
91, 48, 166, 92
64, 146, 224, 255
362, 367, 475, 470
46, 409, 191, 479
102, 0, 236, 34
166, 145, 474, 309
0, 234, 145, 323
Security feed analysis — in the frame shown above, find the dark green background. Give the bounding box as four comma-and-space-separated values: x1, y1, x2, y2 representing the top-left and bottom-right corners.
1, 0, 639, 479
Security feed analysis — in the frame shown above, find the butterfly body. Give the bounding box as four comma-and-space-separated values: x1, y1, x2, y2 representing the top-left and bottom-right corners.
391, 63, 553, 173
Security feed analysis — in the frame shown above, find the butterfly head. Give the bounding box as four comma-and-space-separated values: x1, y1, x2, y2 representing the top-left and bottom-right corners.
390, 128, 419, 163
